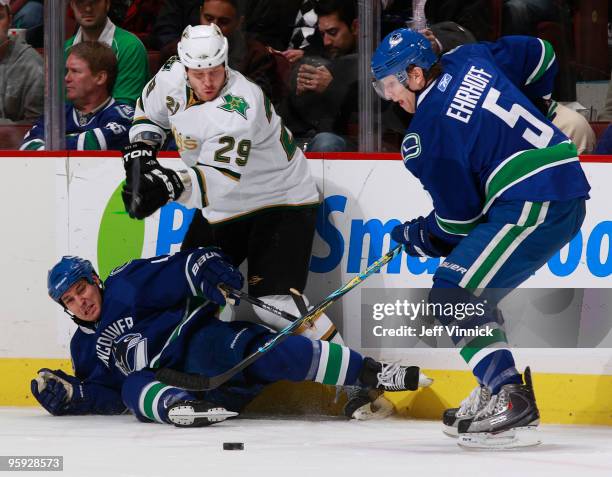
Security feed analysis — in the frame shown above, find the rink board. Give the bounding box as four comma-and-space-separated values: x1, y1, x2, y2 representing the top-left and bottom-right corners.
0, 151, 611, 424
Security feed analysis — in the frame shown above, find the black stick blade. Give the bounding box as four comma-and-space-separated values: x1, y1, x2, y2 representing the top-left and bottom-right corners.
155, 368, 211, 391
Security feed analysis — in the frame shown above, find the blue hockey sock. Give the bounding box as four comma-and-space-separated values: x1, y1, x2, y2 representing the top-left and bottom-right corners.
430, 279, 521, 394
122, 370, 196, 424
247, 335, 363, 386
472, 349, 522, 394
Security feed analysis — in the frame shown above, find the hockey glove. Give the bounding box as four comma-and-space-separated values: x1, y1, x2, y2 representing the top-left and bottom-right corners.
188, 248, 244, 305
121, 142, 185, 219
31, 369, 79, 416
391, 216, 454, 258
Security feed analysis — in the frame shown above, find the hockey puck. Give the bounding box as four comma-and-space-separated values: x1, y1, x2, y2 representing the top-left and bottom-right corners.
223, 442, 244, 450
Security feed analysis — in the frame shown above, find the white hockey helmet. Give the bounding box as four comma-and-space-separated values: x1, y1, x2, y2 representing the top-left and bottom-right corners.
178, 24, 229, 69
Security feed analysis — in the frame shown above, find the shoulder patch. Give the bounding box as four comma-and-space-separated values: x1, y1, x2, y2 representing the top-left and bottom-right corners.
401, 133, 421, 162
115, 104, 135, 120
162, 56, 180, 72
109, 260, 132, 276
166, 96, 180, 115
437, 73, 453, 92
145, 77, 156, 98
217, 93, 250, 119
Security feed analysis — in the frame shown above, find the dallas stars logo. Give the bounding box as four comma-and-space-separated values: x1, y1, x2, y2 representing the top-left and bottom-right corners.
217, 93, 250, 119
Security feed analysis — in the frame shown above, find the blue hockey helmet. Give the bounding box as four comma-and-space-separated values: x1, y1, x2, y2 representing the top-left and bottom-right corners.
371, 28, 437, 99
48, 256, 98, 304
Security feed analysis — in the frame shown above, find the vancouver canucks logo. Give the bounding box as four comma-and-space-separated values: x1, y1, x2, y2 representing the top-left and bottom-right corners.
217, 93, 250, 119
166, 96, 180, 115
389, 32, 403, 48
112, 333, 148, 376
401, 133, 421, 162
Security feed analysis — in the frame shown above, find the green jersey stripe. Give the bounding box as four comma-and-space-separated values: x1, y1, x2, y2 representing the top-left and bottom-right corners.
322, 343, 343, 385
436, 213, 484, 236
460, 329, 508, 363
526, 39, 555, 85
84, 130, 101, 150
463, 202, 543, 290
484, 142, 577, 213
142, 382, 167, 422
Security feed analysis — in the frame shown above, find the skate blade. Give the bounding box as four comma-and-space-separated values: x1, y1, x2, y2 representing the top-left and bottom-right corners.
168, 406, 238, 427
352, 395, 395, 421
442, 424, 459, 438
418, 372, 434, 388
457, 426, 541, 450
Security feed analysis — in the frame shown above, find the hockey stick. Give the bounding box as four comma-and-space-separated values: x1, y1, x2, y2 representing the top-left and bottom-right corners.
289, 288, 309, 316
155, 244, 403, 391
219, 285, 300, 323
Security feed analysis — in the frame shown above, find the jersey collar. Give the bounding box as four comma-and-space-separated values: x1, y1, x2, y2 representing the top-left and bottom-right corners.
73, 18, 116, 48
416, 77, 439, 109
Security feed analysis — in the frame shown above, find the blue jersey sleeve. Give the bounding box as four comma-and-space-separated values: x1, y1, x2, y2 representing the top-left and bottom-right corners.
70, 329, 100, 380
76, 380, 127, 415
482, 36, 557, 101
20, 117, 45, 150
424, 154, 485, 244
105, 248, 218, 315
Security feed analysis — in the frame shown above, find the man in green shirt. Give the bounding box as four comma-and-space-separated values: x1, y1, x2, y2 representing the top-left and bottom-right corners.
65, 0, 149, 105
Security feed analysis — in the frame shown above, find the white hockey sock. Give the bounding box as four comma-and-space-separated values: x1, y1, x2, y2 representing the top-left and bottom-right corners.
252, 294, 344, 344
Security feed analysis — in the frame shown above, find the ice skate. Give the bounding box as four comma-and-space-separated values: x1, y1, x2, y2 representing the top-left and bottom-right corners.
442, 385, 491, 437
457, 367, 541, 449
359, 357, 433, 392
343, 387, 395, 420
167, 400, 238, 428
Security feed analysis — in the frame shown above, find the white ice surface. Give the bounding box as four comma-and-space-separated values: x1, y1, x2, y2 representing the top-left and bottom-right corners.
2, 408, 612, 477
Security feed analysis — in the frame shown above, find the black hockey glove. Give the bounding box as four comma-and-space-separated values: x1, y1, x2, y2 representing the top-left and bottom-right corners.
121, 142, 185, 219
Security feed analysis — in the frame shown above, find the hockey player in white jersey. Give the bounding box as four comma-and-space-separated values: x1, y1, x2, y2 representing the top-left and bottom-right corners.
121, 24, 392, 420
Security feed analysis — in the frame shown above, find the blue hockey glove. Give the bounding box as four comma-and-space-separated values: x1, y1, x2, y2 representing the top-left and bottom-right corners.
188, 248, 244, 305
31, 369, 80, 416
391, 216, 452, 258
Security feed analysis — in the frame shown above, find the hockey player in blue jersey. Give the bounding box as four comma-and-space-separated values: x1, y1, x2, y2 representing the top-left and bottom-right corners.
33, 250, 432, 427
371, 29, 590, 448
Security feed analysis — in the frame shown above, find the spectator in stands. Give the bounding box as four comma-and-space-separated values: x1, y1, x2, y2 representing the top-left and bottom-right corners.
546, 101, 596, 154
0, 0, 43, 123
119, 0, 162, 49
21, 41, 134, 150
65, 0, 149, 106
254, 0, 324, 65
599, 72, 612, 121
244, 0, 321, 55
9, 1, 42, 31
151, 0, 200, 57
200, 0, 288, 107
281, 0, 358, 152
